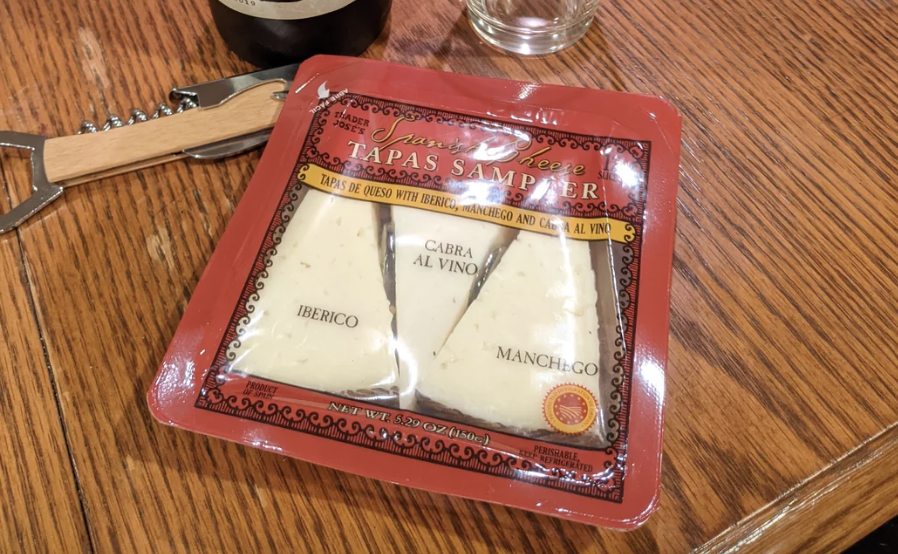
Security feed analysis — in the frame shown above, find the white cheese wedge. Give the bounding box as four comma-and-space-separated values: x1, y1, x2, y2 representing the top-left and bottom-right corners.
393, 207, 515, 408
228, 189, 397, 394
416, 230, 601, 433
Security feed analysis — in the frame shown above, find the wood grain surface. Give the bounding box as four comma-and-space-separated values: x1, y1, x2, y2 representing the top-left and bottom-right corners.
1, 0, 898, 552
0, 174, 90, 552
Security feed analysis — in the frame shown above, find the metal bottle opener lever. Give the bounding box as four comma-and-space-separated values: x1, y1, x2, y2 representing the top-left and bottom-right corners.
0, 64, 299, 234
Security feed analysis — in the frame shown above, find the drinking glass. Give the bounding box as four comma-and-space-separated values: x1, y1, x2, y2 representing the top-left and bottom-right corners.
466, 0, 599, 55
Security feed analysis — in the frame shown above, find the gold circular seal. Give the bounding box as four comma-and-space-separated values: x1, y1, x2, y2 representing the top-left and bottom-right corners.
543, 384, 598, 435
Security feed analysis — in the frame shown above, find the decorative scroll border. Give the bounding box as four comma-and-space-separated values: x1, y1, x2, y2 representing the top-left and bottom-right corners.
194, 95, 650, 503
199, 371, 621, 498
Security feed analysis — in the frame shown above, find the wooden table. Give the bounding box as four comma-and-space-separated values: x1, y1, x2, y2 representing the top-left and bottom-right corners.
2, 0, 897, 552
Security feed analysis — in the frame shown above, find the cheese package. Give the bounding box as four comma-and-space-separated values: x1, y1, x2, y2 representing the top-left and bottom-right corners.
149, 56, 681, 529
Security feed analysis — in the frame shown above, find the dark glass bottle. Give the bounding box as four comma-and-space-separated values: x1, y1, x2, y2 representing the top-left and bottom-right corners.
210, 0, 391, 68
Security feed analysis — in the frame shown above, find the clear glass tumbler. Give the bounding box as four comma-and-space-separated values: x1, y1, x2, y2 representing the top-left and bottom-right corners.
466, 0, 599, 55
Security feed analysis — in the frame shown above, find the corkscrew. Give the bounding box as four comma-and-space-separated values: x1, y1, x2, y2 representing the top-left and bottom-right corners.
76, 97, 199, 134
0, 63, 300, 234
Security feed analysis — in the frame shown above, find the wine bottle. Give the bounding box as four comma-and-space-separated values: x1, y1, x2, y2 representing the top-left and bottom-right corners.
210, 0, 391, 68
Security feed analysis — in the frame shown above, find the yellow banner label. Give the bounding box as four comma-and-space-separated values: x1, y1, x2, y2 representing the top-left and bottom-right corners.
299, 164, 635, 243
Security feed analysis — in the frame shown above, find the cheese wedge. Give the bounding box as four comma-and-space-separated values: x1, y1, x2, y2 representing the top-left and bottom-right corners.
393, 207, 515, 408
416, 230, 601, 433
228, 189, 397, 395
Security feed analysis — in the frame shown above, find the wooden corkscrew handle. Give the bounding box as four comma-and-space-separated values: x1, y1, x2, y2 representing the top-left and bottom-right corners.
43, 81, 286, 186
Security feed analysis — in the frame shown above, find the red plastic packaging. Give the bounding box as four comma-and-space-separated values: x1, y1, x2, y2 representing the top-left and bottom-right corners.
149, 55, 681, 529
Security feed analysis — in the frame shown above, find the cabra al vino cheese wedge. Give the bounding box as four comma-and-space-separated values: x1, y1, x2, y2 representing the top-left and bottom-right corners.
150, 56, 681, 529
393, 206, 515, 409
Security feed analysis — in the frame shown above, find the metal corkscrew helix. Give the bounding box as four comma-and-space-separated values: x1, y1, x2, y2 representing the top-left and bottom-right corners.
76, 97, 199, 134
